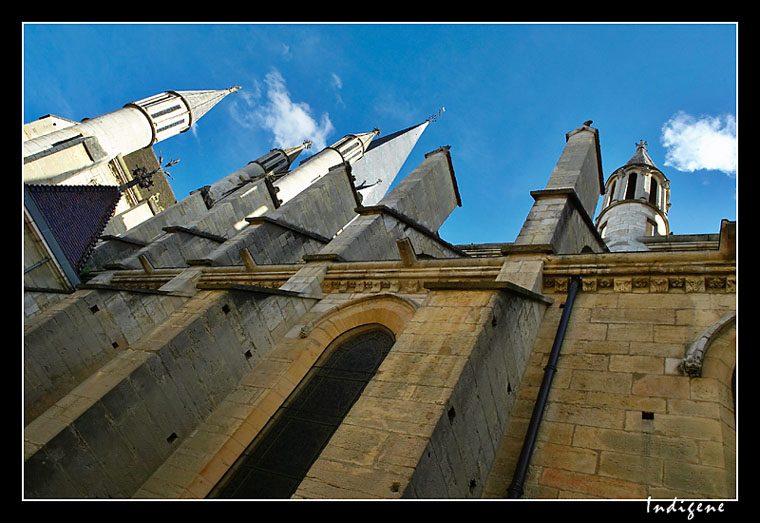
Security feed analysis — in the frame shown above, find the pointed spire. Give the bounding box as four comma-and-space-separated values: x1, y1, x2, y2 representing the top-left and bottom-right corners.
353, 128, 381, 155
350, 120, 431, 207
282, 140, 312, 167
173, 86, 240, 127
625, 139, 657, 168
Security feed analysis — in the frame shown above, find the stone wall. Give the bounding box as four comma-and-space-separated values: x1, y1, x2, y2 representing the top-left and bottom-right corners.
401, 288, 549, 498
484, 269, 736, 499
24, 287, 317, 498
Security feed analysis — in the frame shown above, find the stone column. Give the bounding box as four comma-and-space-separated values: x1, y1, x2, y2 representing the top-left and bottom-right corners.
511, 123, 606, 255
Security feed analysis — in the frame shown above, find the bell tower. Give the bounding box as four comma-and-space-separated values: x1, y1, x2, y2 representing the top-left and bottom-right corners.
595, 140, 671, 251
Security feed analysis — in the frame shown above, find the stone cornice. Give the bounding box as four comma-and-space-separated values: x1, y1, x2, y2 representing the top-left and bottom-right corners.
90, 246, 735, 298
542, 249, 735, 293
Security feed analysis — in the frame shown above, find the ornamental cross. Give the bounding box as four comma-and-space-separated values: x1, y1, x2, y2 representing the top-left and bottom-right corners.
636, 139, 648, 150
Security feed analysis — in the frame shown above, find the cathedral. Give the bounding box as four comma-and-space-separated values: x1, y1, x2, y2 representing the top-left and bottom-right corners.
23, 86, 736, 500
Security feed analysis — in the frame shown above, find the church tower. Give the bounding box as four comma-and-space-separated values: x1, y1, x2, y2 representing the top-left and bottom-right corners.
23, 87, 240, 186
595, 140, 671, 251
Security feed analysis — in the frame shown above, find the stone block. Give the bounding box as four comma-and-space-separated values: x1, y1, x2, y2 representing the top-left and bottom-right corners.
631, 374, 690, 399
609, 355, 664, 374
545, 403, 624, 429
540, 468, 647, 499
662, 461, 730, 498
531, 442, 598, 474
569, 369, 632, 394
598, 450, 663, 486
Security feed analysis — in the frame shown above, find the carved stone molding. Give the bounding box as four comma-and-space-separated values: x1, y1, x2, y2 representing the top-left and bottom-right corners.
543, 274, 735, 294
323, 278, 423, 294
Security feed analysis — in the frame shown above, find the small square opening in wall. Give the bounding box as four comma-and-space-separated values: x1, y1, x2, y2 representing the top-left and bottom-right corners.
89, 304, 100, 313
642, 411, 655, 420
244, 350, 253, 359
166, 432, 178, 444
222, 304, 231, 314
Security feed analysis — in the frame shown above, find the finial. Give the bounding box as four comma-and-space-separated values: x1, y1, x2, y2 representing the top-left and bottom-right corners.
428, 107, 446, 123
583, 120, 593, 127
228, 85, 241, 93
303, 139, 312, 149
636, 139, 648, 150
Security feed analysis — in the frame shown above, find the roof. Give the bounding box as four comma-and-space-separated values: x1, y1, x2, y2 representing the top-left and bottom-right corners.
25, 184, 122, 273
625, 139, 658, 168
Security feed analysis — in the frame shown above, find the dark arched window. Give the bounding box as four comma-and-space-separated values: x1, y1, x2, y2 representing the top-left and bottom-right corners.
211, 325, 395, 499
649, 178, 659, 207
607, 180, 617, 207
625, 173, 637, 200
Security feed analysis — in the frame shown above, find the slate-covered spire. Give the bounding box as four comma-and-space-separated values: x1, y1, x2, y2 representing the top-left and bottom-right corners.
206, 139, 313, 205
281, 140, 312, 168
171, 86, 241, 127
127, 86, 241, 145
625, 139, 658, 168
351, 120, 431, 207
23, 86, 241, 185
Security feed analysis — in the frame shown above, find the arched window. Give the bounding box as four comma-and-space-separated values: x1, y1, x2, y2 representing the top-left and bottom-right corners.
649, 178, 659, 207
607, 180, 617, 207
625, 172, 637, 200
212, 325, 395, 499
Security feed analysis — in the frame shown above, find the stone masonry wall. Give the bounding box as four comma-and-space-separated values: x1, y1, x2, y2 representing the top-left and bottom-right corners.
24, 288, 189, 421
484, 280, 736, 499
24, 288, 317, 498
291, 286, 549, 499
402, 289, 548, 498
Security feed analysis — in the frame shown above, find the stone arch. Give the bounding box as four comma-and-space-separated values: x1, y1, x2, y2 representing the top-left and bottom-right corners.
681, 312, 736, 498
194, 293, 419, 500
214, 324, 397, 498
680, 312, 736, 378
297, 293, 419, 350
211, 293, 419, 498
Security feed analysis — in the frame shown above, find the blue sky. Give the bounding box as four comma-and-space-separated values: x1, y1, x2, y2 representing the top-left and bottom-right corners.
23, 23, 737, 245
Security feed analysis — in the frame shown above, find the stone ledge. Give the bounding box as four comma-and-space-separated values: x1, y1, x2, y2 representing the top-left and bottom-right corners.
424, 280, 553, 305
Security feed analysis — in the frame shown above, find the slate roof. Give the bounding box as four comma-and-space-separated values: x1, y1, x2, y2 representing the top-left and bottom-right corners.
25, 184, 122, 272
625, 140, 658, 169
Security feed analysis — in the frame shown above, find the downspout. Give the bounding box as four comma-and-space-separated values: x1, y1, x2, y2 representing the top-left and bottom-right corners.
506, 276, 581, 498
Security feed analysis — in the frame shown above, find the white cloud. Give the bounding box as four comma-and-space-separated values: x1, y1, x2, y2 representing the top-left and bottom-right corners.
228, 69, 334, 151
331, 73, 343, 90
330, 72, 346, 108
660, 111, 737, 175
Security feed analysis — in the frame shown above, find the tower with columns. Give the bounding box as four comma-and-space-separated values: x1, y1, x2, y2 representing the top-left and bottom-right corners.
595, 139, 671, 251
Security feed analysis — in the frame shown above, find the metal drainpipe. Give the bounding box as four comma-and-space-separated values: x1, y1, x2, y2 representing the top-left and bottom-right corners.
506, 276, 581, 499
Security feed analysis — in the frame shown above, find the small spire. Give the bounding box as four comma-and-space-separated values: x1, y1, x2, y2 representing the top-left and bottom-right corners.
625, 139, 657, 168
175, 87, 241, 127
355, 129, 381, 153
281, 140, 312, 167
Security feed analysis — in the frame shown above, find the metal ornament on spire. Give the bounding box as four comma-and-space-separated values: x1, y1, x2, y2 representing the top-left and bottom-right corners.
428, 107, 446, 123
